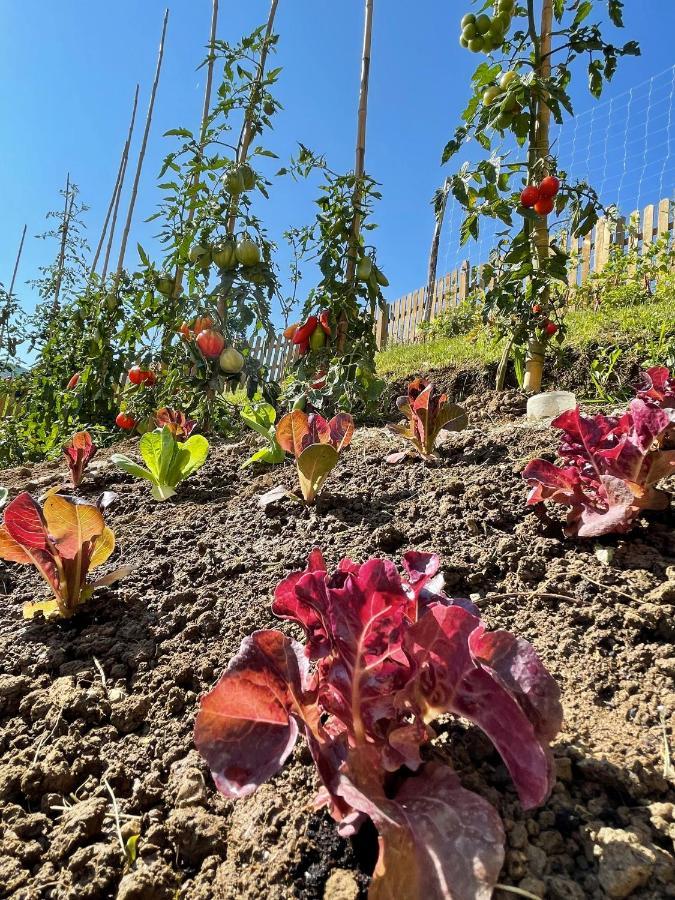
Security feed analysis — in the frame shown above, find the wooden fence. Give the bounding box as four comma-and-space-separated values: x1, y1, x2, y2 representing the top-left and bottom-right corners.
373, 196, 674, 349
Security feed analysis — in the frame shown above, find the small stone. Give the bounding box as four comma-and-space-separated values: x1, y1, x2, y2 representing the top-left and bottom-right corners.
555, 756, 573, 782
324, 868, 360, 900
49, 797, 107, 861
526, 842, 548, 877
116, 860, 178, 900
111, 695, 150, 734
594, 826, 672, 898
646, 581, 675, 605
166, 807, 227, 864
546, 875, 585, 899
509, 822, 528, 849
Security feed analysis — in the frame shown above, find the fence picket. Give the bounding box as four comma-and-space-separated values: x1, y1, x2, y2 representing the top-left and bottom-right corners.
642, 204, 655, 247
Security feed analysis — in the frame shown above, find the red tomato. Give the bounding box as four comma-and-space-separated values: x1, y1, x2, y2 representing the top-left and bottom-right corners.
196, 328, 225, 359
538, 175, 560, 199
318, 311, 331, 336
544, 321, 558, 336
193, 316, 214, 334
283, 322, 299, 341
179, 322, 191, 340
520, 185, 540, 208
141, 371, 156, 387
298, 339, 311, 357
128, 365, 143, 385
531, 304, 542, 314
116, 412, 136, 430
66, 373, 80, 390
534, 197, 555, 216
292, 316, 319, 345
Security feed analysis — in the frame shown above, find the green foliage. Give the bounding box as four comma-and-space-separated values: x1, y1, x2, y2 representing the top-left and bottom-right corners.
111, 426, 209, 502
240, 401, 284, 467
417, 298, 482, 341
444, 0, 639, 374
280, 146, 387, 416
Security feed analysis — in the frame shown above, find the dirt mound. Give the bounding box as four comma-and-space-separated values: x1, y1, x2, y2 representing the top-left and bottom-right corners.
1, 396, 674, 898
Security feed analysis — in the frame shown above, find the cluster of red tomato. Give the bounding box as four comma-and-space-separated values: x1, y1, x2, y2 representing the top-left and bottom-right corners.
283, 311, 331, 356
114, 364, 159, 430
519, 175, 560, 216
179, 316, 225, 359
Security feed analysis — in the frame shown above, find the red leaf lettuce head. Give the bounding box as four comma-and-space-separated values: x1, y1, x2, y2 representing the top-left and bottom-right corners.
195, 549, 562, 900
154, 408, 198, 439
389, 378, 467, 459
63, 431, 97, 488
523, 400, 675, 537
636, 366, 675, 410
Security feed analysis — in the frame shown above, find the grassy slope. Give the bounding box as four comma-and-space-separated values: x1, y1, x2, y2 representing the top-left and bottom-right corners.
376, 294, 675, 379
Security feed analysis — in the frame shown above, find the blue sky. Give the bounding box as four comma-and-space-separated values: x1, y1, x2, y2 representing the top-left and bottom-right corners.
1, 0, 674, 331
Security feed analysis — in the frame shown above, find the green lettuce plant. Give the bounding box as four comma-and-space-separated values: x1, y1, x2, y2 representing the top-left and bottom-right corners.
240, 402, 284, 469
111, 426, 208, 501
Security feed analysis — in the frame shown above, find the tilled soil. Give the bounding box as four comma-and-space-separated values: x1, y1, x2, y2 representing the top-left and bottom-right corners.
1, 389, 674, 900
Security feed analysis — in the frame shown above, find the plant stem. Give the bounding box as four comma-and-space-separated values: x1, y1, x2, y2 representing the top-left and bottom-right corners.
52, 173, 72, 316
423, 178, 450, 323
113, 9, 169, 296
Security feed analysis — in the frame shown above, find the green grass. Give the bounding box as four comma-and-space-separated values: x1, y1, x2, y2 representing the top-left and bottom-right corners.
376, 295, 675, 380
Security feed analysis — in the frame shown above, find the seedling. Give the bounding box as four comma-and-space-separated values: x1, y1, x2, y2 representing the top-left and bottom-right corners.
63, 430, 97, 488
195, 549, 561, 899
387, 378, 467, 462
0, 492, 128, 619
275, 410, 354, 503
111, 425, 208, 502
154, 408, 197, 439
240, 402, 284, 468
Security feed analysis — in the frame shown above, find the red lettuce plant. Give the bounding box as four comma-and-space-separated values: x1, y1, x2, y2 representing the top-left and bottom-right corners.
275, 410, 354, 503
636, 366, 675, 410
195, 550, 562, 899
523, 399, 675, 537
63, 431, 97, 488
154, 407, 197, 439
0, 492, 129, 619
387, 378, 467, 463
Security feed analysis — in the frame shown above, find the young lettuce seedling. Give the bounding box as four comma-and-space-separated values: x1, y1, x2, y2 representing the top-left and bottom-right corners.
111, 425, 208, 502
387, 377, 467, 462
0, 492, 128, 619
523, 399, 675, 537
240, 402, 285, 469
275, 410, 354, 503
63, 430, 98, 488
195, 549, 562, 900
154, 408, 197, 439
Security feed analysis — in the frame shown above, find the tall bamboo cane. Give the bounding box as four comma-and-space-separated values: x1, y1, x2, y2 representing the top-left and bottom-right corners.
91, 85, 139, 278
522, 0, 553, 393
113, 9, 169, 294
225, 0, 279, 238
0, 224, 27, 356
52, 173, 73, 315
172, 0, 219, 304
338, 0, 374, 352
423, 178, 450, 323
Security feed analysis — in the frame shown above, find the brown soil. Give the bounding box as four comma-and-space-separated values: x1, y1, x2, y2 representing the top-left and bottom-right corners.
1, 389, 674, 899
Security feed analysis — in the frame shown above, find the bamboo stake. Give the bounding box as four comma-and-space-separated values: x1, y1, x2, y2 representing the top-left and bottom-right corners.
172, 0, 219, 302
225, 0, 279, 237
338, 0, 374, 352
522, 0, 553, 394
8, 224, 27, 300
91, 84, 139, 277
423, 178, 449, 323
113, 9, 169, 293
0, 224, 27, 356
51, 173, 72, 315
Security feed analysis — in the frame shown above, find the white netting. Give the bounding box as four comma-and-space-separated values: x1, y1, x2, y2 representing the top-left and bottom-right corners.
441, 64, 675, 277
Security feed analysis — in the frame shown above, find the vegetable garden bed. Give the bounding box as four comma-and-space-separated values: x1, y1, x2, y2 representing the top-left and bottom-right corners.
1, 386, 673, 899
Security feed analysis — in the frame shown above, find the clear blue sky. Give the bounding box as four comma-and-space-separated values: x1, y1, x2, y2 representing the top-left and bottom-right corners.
1, 0, 674, 328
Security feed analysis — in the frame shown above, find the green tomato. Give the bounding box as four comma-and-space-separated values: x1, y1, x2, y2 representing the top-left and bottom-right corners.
213, 242, 237, 270
483, 86, 503, 107
155, 275, 175, 296
356, 257, 373, 281
235, 238, 261, 267
375, 267, 389, 287
189, 244, 210, 266
498, 0, 515, 11
494, 111, 513, 130
460, 34, 469, 48
263, 100, 275, 115
309, 327, 326, 350
500, 70, 519, 90
476, 14, 491, 34
468, 36, 484, 52
219, 346, 245, 374
462, 22, 477, 39
224, 168, 245, 195
460, 13, 476, 27
238, 163, 256, 191
500, 94, 520, 113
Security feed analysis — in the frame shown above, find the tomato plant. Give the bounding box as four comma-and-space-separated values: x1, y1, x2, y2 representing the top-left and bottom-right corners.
280, 147, 387, 415
443, 0, 639, 392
